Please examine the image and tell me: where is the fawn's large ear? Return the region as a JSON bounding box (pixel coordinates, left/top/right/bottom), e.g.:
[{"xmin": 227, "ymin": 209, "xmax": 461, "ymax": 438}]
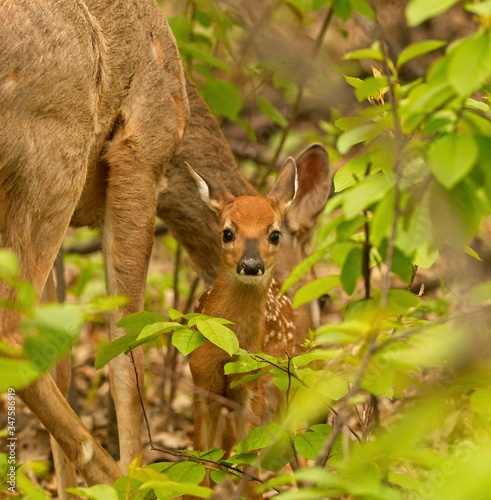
[
  {"xmin": 186, "ymin": 163, "xmax": 234, "ymax": 213},
  {"xmin": 268, "ymin": 157, "xmax": 298, "ymax": 215},
  {"xmin": 284, "ymin": 143, "xmax": 331, "ymax": 232}
]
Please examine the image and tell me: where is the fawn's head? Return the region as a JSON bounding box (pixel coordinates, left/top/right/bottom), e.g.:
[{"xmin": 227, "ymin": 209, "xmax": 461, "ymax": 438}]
[{"xmin": 188, "ymin": 158, "xmax": 297, "ymax": 285}]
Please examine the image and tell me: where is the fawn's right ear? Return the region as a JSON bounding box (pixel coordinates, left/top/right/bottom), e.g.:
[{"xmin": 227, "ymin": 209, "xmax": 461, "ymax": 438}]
[{"xmin": 186, "ymin": 163, "xmax": 234, "ymax": 214}]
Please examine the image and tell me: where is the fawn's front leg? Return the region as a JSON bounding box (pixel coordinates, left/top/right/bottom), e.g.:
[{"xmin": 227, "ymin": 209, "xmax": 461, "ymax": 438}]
[{"xmin": 230, "ymin": 380, "xmax": 265, "ymax": 500}]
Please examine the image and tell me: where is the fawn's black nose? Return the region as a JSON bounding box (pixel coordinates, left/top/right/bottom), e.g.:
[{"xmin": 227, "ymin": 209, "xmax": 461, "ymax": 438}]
[{"xmin": 238, "ymin": 257, "xmax": 265, "ymax": 276}]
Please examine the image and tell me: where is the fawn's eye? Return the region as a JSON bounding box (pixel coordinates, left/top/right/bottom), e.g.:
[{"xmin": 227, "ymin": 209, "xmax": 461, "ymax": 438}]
[
  {"xmin": 269, "ymin": 230, "xmax": 281, "ymax": 245},
  {"xmin": 222, "ymin": 229, "xmax": 235, "ymax": 243}
]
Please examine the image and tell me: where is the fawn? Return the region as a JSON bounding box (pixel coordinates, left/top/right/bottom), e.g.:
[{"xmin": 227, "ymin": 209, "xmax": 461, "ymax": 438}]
[{"xmin": 187, "ymin": 158, "xmax": 298, "ymax": 498}]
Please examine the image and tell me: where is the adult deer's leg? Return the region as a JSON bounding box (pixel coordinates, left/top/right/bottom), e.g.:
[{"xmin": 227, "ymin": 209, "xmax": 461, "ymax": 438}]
[
  {"xmin": 42, "ymin": 271, "xmax": 78, "ymax": 498},
  {"xmin": 102, "ymin": 115, "xmax": 185, "ymax": 468},
  {"xmin": 0, "ymin": 161, "xmax": 122, "ymax": 486}
]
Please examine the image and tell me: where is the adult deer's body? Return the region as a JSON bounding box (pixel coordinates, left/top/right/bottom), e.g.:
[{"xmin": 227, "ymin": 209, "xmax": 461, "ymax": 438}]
[
  {"xmin": 187, "ymin": 159, "xmax": 298, "ymax": 499},
  {"xmin": 0, "ymin": 0, "xmax": 188, "ymax": 487}
]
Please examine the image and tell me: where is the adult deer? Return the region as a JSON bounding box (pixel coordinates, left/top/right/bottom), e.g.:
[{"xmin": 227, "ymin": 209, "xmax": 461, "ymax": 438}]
[
  {"xmin": 187, "ymin": 158, "xmax": 298, "ymax": 499},
  {"xmin": 0, "ymin": 0, "xmax": 188, "ymax": 488}
]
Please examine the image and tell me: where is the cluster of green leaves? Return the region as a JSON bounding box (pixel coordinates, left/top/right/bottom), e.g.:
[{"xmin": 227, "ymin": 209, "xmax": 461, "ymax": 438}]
[
  {"xmin": 112, "ymin": 1, "xmax": 491, "ymax": 498},
  {"xmin": 0, "ymin": 250, "xmax": 87, "ymax": 392},
  {"xmin": 4, "ymin": 0, "xmax": 491, "ymax": 498},
  {"xmin": 68, "ymin": 0, "xmax": 491, "ymax": 498}
]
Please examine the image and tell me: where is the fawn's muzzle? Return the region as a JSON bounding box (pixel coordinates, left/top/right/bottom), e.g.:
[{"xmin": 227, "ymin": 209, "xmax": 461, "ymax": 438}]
[
  {"xmin": 237, "ymin": 238, "xmax": 265, "ymax": 276},
  {"xmin": 238, "ymin": 257, "xmax": 265, "ymax": 276}
]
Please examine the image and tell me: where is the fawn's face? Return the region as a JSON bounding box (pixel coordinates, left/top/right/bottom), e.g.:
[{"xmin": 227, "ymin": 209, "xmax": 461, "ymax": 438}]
[{"xmin": 220, "ymin": 196, "xmax": 283, "ymax": 285}]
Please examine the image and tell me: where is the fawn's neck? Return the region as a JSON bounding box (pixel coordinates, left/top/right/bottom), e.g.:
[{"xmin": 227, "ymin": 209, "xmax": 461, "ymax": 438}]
[{"xmin": 206, "ymin": 269, "xmax": 272, "ymax": 352}]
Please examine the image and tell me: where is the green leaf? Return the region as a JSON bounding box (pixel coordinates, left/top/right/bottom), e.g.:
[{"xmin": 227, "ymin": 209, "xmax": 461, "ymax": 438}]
[
  {"xmin": 335, "ymin": 116, "xmax": 369, "ymax": 131},
  {"xmin": 140, "ymin": 480, "xmax": 211, "ymax": 499},
  {"xmin": 192, "ymin": 448, "xmax": 226, "ymax": 462},
  {"xmin": 257, "ymin": 97, "xmax": 288, "ymax": 127},
  {"xmin": 406, "ymin": 0, "xmax": 459, "ymax": 26},
  {"xmin": 465, "ymin": 98, "xmax": 490, "ymax": 113},
  {"xmin": 23, "ymin": 304, "xmax": 83, "ymax": 372},
  {"xmin": 168, "ymin": 307, "xmax": 185, "ymax": 321},
  {"xmin": 0, "ymin": 358, "xmax": 40, "ymax": 391},
  {"xmin": 333, "ymin": 155, "xmax": 371, "ymax": 192},
  {"xmin": 343, "ymin": 174, "xmax": 393, "ymax": 219},
  {"xmin": 178, "ymin": 42, "xmax": 228, "ymax": 71},
  {"xmin": 94, "ymin": 332, "xmax": 139, "ymax": 369},
  {"xmin": 168, "ymin": 15, "xmax": 192, "ymax": 45},
  {"xmin": 427, "ymin": 134, "xmax": 478, "ymax": 189},
  {"xmin": 234, "ymin": 423, "xmax": 283, "ymax": 454},
  {"xmin": 354, "ymin": 76, "xmax": 389, "ymax": 102},
  {"xmin": 448, "ymin": 31, "xmax": 491, "ymax": 96},
  {"xmin": 233, "ymin": 424, "xmax": 294, "ymax": 472},
  {"xmin": 465, "ymin": 0, "xmax": 491, "ymax": 15},
  {"xmin": 470, "ymin": 387, "xmax": 491, "ymax": 418},
  {"xmin": 337, "ymin": 124, "xmax": 374, "ymax": 154},
  {"xmin": 117, "ymin": 311, "xmax": 166, "ymax": 333},
  {"xmin": 67, "ymin": 485, "xmax": 119, "ymax": 500},
  {"xmin": 402, "ymin": 82, "xmax": 456, "ymax": 133},
  {"xmin": 209, "ymin": 469, "xmax": 228, "ymax": 484},
  {"xmin": 351, "ymin": 0, "xmax": 374, "ymax": 19},
  {"xmin": 280, "ymin": 245, "xmax": 329, "ymax": 294},
  {"xmin": 293, "ymin": 275, "xmax": 340, "ymax": 309},
  {"xmin": 137, "ymin": 321, "xmax": 181, "ymax": 341},
  {"xmin": 172, "ymin": 326, "xmax": 205, "ymax": 356},
  {"xmin": 386, "ymin": 289, "xmax": 419, "ymax": 316},
  {"xmin": 200, "ymin": 80, "xmax": 243, "ymax": 121},
  {"xmin": 371, "ymin": 190, "xmax": 394, "ymax": 246},
  {"xmin": 397, "ymin": 39, "xmax": 446, "ymax": 68},
  {"xmin": 224, "ymin": 354, "xmax": 268, "ymax": 374},
  {"xmin": 344, "ymin": 75, "xmax": 364, "ymax": 89},
  {"xmin": 469, "ymin": 281, "xmax": 491, "ymax": 306},
  {"xmin": 162, "ymin": 461, "xmax": 207, "ymax": 485},
  {"xmin": 195, "ymin": 318, "xmax": 239, "ymax": 356},
  {"xmin": 340, "ymin": 246, "xmax": 362, "ymax": 295},
  {"xmin": 295, "ymin": 424, "xmax": 334, "ymax": 461},
  {"xmin": 333, "ymin": 0, "xmax": 352, "ymax": 21},
  {"xmin": 343, "ymin": 43, "xmax": 383, "ymax": 62},
  {"xmin": 0, "ymin": 249, "xmax": 19, "ymax": 276}
]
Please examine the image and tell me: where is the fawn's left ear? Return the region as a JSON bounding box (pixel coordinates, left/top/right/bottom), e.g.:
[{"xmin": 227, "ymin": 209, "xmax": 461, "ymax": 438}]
[
  {"xmin": 268, "ymin": 157, "xmax": 298, "ymax": 215},
  {"xmin": 186, "ymin": 162, "xmax": 234, "ymax": 214}
]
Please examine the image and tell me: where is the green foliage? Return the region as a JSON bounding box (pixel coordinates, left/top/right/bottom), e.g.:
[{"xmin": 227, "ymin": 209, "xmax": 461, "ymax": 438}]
[
  {"xmin": 78, "ymin": 1, "xmax": 491, "ymax": 496},
  {"xmin": 95, "ymin": 309, "xmax": 239, "ymax": 370},
  {"xmin": 0, "ymin": 250, "xmax": 104, "ymax": 391},
  {"xmin": 138, "ymin": 1, "xmax": 491, "ymax": 498},
  {"xmin": 4, "ymin": 1, "xmax": 491, "ymax": 499},
  {"xmin": 0, "ymin": 453, "xmax": 50, "ymax": 499}
]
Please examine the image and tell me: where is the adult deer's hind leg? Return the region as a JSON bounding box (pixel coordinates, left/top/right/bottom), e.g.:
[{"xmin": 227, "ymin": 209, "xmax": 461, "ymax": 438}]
[
  {"xmin": 42, "ymin": 271, "xmax": 78, "ymax": 499},
  {"xmin": 0, "ymin": 158, "xmax": 122, "ymax": 486}
]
